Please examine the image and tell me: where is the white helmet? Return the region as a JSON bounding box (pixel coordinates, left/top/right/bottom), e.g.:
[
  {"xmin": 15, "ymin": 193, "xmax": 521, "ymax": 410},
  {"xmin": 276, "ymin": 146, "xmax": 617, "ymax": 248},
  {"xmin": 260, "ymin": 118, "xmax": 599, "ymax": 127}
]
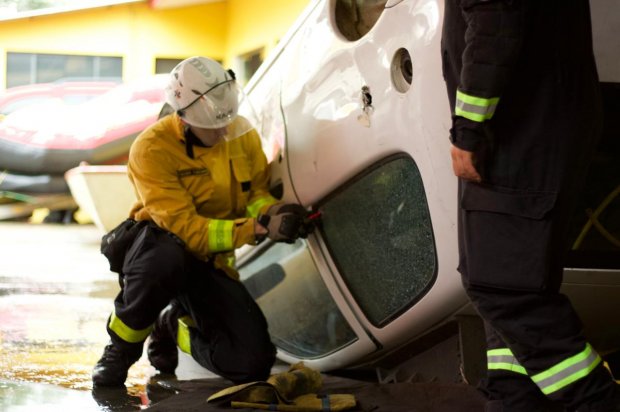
[{"xmin": 165, "ymin": 56, "xmax": 239, "ymax": 129}]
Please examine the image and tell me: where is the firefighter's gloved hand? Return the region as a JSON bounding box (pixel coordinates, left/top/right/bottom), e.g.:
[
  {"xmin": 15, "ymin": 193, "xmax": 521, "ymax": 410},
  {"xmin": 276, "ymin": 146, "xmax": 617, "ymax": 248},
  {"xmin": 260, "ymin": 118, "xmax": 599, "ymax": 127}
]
[
  {"xmin": 267, "ymin": 202, "xmax": 307, "ymax": 218},
  {"xmin": 267, "ymin": 203, "xmax": 316, "ymax": 239},
  {"xmin": 258, "ymin": 213, "xmax": 302, "ymax": 243},
  {"xmin": 298, "ymin": 216, "xmax": 316, "ymax": 239}
]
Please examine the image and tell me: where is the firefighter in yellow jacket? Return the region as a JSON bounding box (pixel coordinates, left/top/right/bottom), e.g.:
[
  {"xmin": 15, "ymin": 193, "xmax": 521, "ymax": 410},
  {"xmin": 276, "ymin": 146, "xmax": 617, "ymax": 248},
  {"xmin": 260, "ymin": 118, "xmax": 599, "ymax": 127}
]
[{"xmin": 92, "ymin": 56, "xmax": 307, "ymax": 387}]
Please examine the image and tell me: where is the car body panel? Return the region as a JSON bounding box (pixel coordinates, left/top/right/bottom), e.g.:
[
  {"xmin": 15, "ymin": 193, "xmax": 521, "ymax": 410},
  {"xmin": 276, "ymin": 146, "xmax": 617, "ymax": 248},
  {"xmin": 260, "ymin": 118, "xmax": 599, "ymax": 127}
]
[{"xmin": 238, "ymin": 0, "xmax": 620, "ymax": 374}]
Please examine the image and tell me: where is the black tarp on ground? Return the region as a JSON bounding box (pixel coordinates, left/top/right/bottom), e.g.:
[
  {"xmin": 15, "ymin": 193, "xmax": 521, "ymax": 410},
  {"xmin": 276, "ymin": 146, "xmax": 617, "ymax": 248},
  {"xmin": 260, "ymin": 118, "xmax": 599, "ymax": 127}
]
[{"xmin": 144, "ymin": 375, "xmax": 486, "ymax": 412}]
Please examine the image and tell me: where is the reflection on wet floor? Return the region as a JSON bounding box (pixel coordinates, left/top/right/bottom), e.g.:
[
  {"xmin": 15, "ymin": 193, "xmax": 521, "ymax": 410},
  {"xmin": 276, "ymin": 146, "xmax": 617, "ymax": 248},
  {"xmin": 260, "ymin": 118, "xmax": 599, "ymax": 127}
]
[
  {"xmin": 0, "ymin": 294, "xmax": 154, "ymax": 390},
  {"xmin": 1, "ymin": 380, "xmax": 100, "ymax": 411},
  {"xmin": 0, "ymin": 223, "xmax": 182, "ymax": 410}
]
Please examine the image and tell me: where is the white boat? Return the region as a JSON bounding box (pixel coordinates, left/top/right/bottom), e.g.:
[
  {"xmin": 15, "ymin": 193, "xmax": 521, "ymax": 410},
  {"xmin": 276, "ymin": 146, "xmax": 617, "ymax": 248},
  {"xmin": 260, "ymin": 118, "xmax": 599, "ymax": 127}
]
[{"xmin": 64, "ymin": 164, "xmax": 135, "ymax": 233}]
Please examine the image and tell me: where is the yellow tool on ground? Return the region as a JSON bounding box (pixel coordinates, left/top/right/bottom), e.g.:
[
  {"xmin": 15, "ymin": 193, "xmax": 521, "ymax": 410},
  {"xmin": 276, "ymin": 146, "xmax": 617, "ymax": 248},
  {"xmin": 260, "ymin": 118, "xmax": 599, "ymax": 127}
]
[{"xmin": 207, "ymin": 362, "xmax": 357, "ymax": 411}]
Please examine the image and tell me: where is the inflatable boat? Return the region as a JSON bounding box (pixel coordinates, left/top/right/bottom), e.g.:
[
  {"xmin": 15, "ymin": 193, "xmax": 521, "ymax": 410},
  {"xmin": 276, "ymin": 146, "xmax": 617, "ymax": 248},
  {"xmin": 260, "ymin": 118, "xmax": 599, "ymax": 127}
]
[{"xmin": 0, "ymin": 75, "xmax": 168, "ymax": 187}]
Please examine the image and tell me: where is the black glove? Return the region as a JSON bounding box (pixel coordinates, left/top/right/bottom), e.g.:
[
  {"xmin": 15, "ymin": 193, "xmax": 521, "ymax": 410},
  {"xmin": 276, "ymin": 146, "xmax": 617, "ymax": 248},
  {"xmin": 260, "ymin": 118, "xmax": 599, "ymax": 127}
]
[
  {"xmin": 267, "ymin": 202, "xmax": 308, "ymax": 217},
  {"xmin": 258, "ymin": 213, "xmax": 303, "ymax": 243},
  {"xmin": 267, "ymin": 203, "xmax": 317, "ymax": 239},
  {"xmin": 298, "ymin": 214, "xmax": 317, "ymax": 238}
]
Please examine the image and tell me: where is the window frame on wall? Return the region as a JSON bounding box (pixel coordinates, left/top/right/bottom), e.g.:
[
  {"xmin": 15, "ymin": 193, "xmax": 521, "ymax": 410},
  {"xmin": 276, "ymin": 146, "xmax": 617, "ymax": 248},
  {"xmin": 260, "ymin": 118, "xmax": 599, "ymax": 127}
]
[
  {"xmin": 154, "ymin": 58, "xmax": 184, "ymax": 75},
  {"xmin": 234, "ymin": 47, "xmax": 264, "ymax": 85},
  {"xmin": 155, "ymin": 57, "xmax": 224, "ymax": 75},
  {"xmin": 5, "ymin": 52, "xmax": 123, "ymax": 88}
]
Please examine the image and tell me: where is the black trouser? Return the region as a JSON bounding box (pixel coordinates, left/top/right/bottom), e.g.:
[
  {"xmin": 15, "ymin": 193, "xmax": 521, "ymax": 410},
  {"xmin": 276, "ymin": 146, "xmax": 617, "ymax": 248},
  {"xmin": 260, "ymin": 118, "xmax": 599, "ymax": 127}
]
[
  {"xmin": 467, "ymin": 288, "xmax": 617, "ymax": 412},
  {"xmin": 107, "ymin": 223, "xmax": 276, "ymax": 383},
  {"xmin": 458, "ymin": 182, "xmax": 618, "ymax": 411},
  {"xmin": 481, "ymin": 322, "xmax": 564, "ymax": 412}
]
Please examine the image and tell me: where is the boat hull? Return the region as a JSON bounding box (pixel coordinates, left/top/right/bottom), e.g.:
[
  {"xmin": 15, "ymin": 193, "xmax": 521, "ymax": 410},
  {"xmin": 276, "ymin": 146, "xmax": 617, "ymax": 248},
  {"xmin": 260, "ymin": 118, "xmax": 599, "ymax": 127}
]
[{"xmin": 64, "ymin": 165, "xmax": 135, "ymax": 233}]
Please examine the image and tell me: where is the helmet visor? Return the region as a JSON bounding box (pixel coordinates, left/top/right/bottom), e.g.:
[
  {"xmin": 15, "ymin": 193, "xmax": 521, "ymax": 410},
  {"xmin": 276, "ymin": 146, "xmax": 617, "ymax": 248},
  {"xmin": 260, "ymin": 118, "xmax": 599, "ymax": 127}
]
[
  {"xmin": 182, "ymin": 80, "xmax": 240, "ymax": 129},
  {"xmin": 208, "ymin": 85, "xmax": 260, "ymax": 141},
  {"xmin": 221, "ymin": 86, "xmax": 260, "ymax": 141},
  {"xmin": 182, "ymin": 80, "xmax": 261, "ymax": 142}
]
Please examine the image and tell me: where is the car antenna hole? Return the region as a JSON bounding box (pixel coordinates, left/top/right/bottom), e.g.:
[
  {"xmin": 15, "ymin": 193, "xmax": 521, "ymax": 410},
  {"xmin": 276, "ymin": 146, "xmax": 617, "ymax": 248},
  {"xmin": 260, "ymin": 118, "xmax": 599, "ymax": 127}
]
[{"xmin": 391, "ymin": 48, "xmax": 413, "ymax": 93}]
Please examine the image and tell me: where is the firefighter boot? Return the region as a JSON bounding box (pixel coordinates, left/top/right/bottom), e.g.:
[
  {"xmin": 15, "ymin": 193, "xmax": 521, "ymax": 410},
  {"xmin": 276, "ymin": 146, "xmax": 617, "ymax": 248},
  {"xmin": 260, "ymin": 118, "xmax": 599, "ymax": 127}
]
[
  {"xmin": 147, "ymin": 302, "xmax": 183, "ymax": 375},
  {"xmin": 92, "ymin": 342, "xmax": 142, "ymax": 386}
]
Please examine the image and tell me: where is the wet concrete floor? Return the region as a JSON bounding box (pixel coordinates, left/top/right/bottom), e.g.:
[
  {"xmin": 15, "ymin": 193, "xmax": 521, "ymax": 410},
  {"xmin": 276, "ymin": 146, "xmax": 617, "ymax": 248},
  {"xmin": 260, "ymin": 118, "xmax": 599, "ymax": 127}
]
[
  {"xmin": 0, "ymin": 222, "xmax": 217, "ymax": 411},
  {"xmin": 0, "ymin": 222, "xmax": 487, "ymax": 411}
]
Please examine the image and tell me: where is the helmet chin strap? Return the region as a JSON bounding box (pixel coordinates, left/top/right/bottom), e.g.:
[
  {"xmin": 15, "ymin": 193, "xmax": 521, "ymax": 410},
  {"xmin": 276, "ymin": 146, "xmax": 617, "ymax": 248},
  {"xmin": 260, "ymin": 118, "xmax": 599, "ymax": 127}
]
[
  {"xmin": 188, "ymin": 125, "xmax": 226, "ymax": 147},
  {"xmin": 183, "ymin": 125, "xmax": 223, "ymax": 159}
]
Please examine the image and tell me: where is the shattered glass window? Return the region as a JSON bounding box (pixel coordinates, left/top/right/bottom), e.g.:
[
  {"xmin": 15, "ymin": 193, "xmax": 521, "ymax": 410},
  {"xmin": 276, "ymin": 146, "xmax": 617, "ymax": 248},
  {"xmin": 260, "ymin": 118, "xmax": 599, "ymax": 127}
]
[
  {"xmin": 319, "ymin": 155, "xmax": 437, "ymax": 326},
  {"xmin": 239, "ymin": 240, "xmax": 357, "ymax": 358}
]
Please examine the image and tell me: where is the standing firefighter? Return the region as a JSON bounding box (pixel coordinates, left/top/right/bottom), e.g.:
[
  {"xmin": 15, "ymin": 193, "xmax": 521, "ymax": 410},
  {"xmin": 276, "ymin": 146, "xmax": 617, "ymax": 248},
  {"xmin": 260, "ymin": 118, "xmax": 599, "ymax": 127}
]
[
  {"xmin": 93, "ymin": 56, "xmax": 308, "ymax": 386},
  {"xmin": 441, "ymin": 1, "xmax": 619, "ymax": 411}
]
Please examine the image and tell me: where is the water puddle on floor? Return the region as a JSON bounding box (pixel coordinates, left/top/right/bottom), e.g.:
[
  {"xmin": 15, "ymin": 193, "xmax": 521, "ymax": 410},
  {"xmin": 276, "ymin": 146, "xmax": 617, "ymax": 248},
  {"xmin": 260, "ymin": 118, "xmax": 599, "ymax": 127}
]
[{"xmin": 0, "ymin": 223, "xmax": 174, "ymax": 410}]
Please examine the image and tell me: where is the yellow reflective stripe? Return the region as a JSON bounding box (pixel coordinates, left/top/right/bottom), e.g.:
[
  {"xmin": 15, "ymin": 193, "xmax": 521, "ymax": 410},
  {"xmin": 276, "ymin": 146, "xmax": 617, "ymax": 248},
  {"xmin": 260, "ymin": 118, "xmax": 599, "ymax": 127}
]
[
  {"xmin": 456, "ymin": 90, "xmax": 500, "ymax": 107},
  {"xmin": 246, "ymin": 196, "xmax": 277, "ymax": 218},
  {"xmin": 488, "ymin": 362, "xmax": 528, "ymax": 375},
  {"xmin": 207, "ymin": 219, "xmax": 234, "ymax": 252},
  {"xmin": 455, "ymin": 90, "xmax": 499, "ymax": 122},
  {"xmin": 487, "ymin": 348, "xmax": 528, "ymax": 375},
  {"xmin": 532, "ymin": 343, "xmax": 602, "ymax": 395},
  {"xmin": 487, "ymin": 348, "xmax": 513, "ymax": 356},
  {"xmin": 177, "ymin": 316, "xmax": 195, "ymax": 355},
  {"xmin": 108, "ymin": 311, "xmax": 152, "ymax": 343}
]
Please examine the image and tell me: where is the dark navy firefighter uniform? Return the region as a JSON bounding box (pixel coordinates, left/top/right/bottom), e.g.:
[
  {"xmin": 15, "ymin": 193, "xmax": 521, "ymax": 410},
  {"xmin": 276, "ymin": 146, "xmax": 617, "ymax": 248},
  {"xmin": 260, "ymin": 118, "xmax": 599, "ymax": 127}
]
[{"xmin": 441, "ymin": 0, "xmax": 619, "ymax": 411}]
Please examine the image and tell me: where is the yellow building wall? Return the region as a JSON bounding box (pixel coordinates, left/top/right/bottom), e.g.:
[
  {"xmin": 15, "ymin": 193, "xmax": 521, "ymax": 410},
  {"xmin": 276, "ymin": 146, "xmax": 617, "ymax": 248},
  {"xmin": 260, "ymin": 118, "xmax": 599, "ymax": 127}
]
[
  {"xmin": 0, "ymin": 0, "xmax": 310, "ymax": 89},
  {"xmin": 225, "ymin": 0, "xmax": 311, "ymax": 64}
]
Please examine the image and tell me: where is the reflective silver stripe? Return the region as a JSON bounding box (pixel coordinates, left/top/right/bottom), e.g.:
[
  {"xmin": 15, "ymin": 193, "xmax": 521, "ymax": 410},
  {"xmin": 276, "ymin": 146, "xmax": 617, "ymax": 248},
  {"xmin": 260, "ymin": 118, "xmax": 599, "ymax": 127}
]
[
  {"xmin": 456, "ymin": 100, "xmax": 499, "ymax": 119},
  {"xmin": 532, "ymin": 343, "xmax": 602, "ymax": 395},
  {"xmin": 455, "ymin": 90, "xmax": 499, "ymax": 122},
  {"xmin": 487, "ymin": 348, "xmax": 528, "ymax": 375}
]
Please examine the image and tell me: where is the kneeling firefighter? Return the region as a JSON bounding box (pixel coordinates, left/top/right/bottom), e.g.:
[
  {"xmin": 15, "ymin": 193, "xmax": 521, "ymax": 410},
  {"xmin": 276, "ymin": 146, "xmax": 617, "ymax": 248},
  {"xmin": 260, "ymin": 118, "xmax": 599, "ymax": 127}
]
[{"xmin": 93, "ymin": 56, "xmax": 310, "ymax": 386}]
